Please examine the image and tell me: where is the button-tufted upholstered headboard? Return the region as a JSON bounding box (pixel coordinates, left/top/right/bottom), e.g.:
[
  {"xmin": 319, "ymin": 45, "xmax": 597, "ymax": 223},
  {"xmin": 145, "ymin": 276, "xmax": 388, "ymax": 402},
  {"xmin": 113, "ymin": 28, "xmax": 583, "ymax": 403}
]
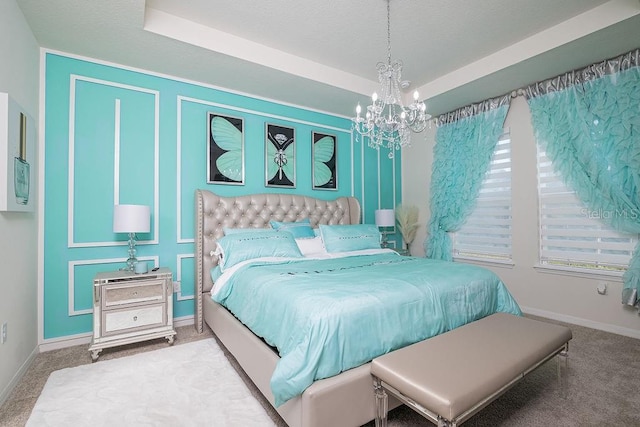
[{"xmin": 194, "ymin": 189, "xmax": 361, "ymax": 333}]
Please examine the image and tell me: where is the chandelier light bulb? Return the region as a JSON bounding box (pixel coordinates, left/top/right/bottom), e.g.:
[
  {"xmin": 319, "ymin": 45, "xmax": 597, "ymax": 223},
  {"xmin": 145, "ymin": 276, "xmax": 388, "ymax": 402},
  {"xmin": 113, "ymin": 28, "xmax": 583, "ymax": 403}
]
[
  {"xmin": 372, "ymin": 92, "xmax": 378, "ymax": 102},
  {"xmin": 356, "ymin": 104, "xmax": 361, "ymax": 115},
  {"xmin": 413, "ymin": 90, "xmax": 419, "ymax": 101}
]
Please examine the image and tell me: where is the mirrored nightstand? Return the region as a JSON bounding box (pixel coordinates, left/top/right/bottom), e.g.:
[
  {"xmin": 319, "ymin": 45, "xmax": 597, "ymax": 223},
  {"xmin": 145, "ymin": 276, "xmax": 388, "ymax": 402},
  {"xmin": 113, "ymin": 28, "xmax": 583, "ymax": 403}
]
[{"xmin": 89, "ymin": 267, "xmax": 176, "ymax": 361}]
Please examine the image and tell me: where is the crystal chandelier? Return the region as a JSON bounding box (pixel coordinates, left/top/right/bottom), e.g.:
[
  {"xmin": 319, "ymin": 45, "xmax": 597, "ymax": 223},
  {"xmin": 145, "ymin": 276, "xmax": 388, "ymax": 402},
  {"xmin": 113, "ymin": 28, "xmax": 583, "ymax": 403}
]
[{"xmin": 352, "ymin": 0, "xmax": 430, "ymax": 158}]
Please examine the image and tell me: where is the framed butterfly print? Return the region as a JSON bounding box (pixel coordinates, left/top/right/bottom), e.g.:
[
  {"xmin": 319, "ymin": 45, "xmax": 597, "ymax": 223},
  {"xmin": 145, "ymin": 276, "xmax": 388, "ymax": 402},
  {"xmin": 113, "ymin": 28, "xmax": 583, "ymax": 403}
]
[
  {"xmin": 265, "ymin": 123, "xmax": 295, "ymax": 188},
  {"xmin": 312, "ymin": 132, "xmax": 337, "ymax": 190},
  {"xmin": 207, "ymin": 113, "xmax": 244, "ymax": 185}
]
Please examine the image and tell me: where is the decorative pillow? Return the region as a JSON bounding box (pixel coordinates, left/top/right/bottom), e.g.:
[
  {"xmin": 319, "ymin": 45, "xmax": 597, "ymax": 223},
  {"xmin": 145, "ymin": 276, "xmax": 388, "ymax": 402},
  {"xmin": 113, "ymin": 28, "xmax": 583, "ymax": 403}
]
[
  {"xmin": 215, "ymin": 230, "xmax": 303, "ymax": 271},
  {"xmin": 269, "ymin": 218, "xmax": 315, "ymax": 239},
  {"xmin": 319, "ymin": 224, "xmax": 382, "ymax": 253},
  {"xmin": 295, "ymin": 236, "xmax": 327, "ymax": 257}
]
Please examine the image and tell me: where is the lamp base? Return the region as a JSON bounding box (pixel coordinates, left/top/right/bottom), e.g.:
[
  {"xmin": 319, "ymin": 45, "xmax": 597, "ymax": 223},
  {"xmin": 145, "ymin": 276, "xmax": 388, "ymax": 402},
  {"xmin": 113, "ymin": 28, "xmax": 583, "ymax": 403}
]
[
  {"xmin": 120, "ymin": 233, "xmax": 138, "ymax": 271},
  {"xmin": 121, "ymin": 257, "xmax": 139, "ymax": 272},
  {"xmin": 380, "ymin": 232, "xmax": 390, "ymax": 248}
]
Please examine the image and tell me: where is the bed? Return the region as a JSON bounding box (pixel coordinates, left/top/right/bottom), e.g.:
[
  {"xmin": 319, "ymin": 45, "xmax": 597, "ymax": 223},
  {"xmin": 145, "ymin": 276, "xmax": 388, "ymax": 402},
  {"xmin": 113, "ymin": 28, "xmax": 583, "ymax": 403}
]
[{"xmin": 194, "ymin": 189, "xmax": 522, "ymax": 427}]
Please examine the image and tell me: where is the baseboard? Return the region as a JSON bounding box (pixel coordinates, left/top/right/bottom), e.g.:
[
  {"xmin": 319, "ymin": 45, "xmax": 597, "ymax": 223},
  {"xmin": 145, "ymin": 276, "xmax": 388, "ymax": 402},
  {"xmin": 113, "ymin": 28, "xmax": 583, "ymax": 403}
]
[
  {"xmin": 173, "ymin": 315, "xmax": 194, "ymax": 328},
  {"xmin": 39, "ymin": 331, "xmax": 92, "ymax": 352},
  {"xmin": 38, "ymin": 316, "xmax": 196, "ymax": 352},
  {"xmin": 521, "ymin": 306, "xmax": 640, "ymax": 340},
  {"xmin": 0, "ymin": 346, "xmax": 38, "ymax": 407}
]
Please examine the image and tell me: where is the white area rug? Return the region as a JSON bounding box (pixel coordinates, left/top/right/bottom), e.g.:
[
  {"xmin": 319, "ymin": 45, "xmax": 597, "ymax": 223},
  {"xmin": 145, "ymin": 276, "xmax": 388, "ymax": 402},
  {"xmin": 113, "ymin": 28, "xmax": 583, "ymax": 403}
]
[{"xmin": 27, "ymin": 339, "xmax": 276, "ymax": 426}]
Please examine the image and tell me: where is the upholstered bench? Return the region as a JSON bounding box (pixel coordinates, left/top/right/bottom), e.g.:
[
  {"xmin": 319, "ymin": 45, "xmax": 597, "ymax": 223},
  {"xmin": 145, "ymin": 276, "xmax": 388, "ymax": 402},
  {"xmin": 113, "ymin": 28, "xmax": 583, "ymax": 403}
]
[{"xmin": 370, "ymin": 313, "xmax": 572, "ymax": 427}]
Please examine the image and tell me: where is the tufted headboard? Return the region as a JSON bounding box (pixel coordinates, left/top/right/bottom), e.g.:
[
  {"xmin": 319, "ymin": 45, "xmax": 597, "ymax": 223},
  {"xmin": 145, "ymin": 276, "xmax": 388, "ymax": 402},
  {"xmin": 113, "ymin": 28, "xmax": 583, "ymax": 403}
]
[{"xmin": 194, "ymin": 189, "xmax": 361, "ymax": 333}]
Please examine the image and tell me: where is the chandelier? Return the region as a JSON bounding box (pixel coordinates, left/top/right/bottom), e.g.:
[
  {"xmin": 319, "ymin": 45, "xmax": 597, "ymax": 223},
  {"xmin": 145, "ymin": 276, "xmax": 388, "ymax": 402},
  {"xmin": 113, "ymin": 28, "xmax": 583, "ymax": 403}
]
[{"xmin": 352, "ymin": 0, "xmax": 430, "ymax": 158}]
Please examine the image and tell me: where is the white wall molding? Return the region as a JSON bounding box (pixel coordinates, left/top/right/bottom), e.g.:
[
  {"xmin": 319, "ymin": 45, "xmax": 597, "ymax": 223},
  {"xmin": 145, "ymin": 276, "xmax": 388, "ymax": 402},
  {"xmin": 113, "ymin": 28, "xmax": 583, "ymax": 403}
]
[
  {"xmin": 173, "ymin": 315, "xmax": 194, "ymax": 328},
  {"xmin": 0, "ymin": 346, "xmax": 37, "ymax": 407},
  {"xmin": 522, "ymin": 305, "xmax": 640, "ymax": 340},
  {"xmin": 67, "ymin": 74, "xmax": 160, "ymax": 249},
  {"xmin": 39, "ymin": 331, "xmax": 92, "ymax": 353},
  {"xmin": 175, "ymin": 253, "xmax": 194, "ymax": 301},
  {"xmin": 38, "ymin": 316, "xmax": 195, "ymax": 353}
]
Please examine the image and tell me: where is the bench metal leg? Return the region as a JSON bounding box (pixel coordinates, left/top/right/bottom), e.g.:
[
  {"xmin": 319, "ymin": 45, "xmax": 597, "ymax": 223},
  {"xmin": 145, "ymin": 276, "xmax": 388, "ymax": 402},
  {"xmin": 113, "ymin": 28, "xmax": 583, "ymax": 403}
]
[
  {"xmin": 373, "ymin": 378, "xmax": 388, "ymax": 427},
  {"xmin": 557, "ymin": 342, "xmax": 569, "ymax": 397},
  {"xmin": 437, "ymin": 416, "xmax": 453, "ymax": 426}
]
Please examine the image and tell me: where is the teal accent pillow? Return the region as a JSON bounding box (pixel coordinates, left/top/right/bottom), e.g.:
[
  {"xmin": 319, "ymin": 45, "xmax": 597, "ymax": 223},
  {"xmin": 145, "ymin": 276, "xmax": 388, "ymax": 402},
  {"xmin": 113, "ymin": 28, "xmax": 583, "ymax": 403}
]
[
  {"xmin": 319, "ymin": 224, "xmax": 382, "ymax": 253},
  {"xmin": 269, "ymin": 218, "xmax": 315, "ymax": 239},
  {"xmin": 215, "ymin": 230, "xmax": 303, "ymax": 271}
]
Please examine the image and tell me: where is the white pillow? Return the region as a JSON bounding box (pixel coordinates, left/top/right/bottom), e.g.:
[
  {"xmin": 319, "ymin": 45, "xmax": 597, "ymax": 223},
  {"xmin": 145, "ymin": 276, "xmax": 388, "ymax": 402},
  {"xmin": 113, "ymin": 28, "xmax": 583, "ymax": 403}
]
[
  {"xmin": 319, "ymin": 224, "xmax": 382, "ymax": 253},
  {"xmin": 295, "ymin": 236, "xmax": 327, "ymax": 257},
  {"xmin": 215, "ymin": 230, "xmax": 303, "ymax": 271}
]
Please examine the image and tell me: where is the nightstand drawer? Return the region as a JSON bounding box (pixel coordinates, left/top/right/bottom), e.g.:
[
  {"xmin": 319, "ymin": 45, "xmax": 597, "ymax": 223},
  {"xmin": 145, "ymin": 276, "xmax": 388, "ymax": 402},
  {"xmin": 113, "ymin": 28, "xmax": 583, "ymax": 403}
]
[
  {"xmin": 103, "ymin": 280, "xmax": 164, "ymax": 308},
  {"xmin": 102, "ymin": 304, "xmax": 166, "ymax": 336}
]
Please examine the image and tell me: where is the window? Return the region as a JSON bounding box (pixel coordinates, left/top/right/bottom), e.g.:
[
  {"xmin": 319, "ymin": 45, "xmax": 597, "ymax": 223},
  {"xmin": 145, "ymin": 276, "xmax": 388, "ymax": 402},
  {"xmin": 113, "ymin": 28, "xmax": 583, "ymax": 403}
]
[
  {"xmin": 537, "ymin": 147, "xmax": 637, "ymax": 274},
  {"xmin": 453, "ymin": 131, "xmax": 512, "ymax": 262}
]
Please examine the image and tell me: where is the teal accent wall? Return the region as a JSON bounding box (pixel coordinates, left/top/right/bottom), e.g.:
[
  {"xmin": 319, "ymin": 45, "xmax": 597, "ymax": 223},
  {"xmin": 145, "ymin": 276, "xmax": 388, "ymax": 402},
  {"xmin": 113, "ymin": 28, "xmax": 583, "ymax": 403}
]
[{"xmin": 42, "ymin": 52, "xmax": 402, "ymax": 339}]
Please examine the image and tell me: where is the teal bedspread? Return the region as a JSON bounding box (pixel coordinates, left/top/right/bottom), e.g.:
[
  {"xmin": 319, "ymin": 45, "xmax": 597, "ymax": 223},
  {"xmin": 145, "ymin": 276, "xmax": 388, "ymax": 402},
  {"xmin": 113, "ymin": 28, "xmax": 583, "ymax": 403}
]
[{"xmin": 211, "ymin": 253, "xmax": 522, "ymax": 406}]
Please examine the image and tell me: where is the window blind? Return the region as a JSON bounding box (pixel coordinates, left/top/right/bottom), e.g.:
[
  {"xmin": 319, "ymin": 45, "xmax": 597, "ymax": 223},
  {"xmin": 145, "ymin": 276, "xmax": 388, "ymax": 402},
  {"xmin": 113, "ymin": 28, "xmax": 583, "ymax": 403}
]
[
  {"xmin": 537, "ymin": 147, "xmax": 637, "ymax": 272},
  {"xmin": 453, "ymin": 132, "xmax": 512, "ymax": 261}
]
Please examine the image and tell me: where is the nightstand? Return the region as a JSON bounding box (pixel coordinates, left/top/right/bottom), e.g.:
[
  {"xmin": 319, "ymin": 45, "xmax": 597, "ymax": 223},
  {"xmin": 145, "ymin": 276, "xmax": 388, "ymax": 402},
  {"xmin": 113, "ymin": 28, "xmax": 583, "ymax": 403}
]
[{"xmin": 88, "ymin": 267, "xmax": 176, "ymax": 361}]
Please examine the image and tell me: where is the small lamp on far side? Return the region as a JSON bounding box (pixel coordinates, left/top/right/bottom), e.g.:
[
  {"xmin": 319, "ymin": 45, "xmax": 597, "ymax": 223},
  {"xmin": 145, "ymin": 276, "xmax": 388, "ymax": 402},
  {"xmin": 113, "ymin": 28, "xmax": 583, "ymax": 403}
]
[
  {"xmin": 375, "ymin": 209, "xmax": 395, "ymax": 248},
  {"xmin": 113, "ymin": 204, "xmax": 150, "ymax": 271}
]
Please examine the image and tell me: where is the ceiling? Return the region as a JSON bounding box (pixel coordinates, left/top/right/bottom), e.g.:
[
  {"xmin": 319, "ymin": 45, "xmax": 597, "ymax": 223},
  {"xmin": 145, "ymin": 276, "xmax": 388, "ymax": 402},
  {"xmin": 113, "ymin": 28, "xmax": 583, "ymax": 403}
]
[{"xmin": 16, "ymin": 0, "xmax": 640, "ymax": 117}]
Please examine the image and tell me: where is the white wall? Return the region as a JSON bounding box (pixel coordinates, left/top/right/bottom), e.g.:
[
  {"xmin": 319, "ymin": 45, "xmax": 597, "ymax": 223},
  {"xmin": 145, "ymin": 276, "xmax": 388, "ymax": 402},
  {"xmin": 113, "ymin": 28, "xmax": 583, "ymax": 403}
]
[
  {"xmin": 402, "ymin": 96, "xmax": 640, "ymax": 338},
  {"xmin": 0, "ymin": 0, "xmax": 40, "ymax": 405}
]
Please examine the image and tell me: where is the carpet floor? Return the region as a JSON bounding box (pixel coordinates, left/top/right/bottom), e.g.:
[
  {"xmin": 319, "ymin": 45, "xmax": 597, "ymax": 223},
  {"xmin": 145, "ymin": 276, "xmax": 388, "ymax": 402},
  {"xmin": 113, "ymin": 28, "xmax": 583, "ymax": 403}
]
[{"xmin": 1, "ymin": 318, "xmax": 640, "ymax": 426}]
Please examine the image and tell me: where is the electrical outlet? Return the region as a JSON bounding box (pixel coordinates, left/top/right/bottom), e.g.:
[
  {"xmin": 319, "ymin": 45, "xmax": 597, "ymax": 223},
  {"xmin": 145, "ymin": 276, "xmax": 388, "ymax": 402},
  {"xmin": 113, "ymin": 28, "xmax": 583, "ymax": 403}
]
[
  {"xmin": 1, "ymin": 323, "xmax": 7, "ymax": 344},
  {"xmin": 597, "ymin": 282, "xmax": 608, "ymax": 295},
  {"xmin": 173, "ymin": 281, "xmax": 181, "ymax": 293}
]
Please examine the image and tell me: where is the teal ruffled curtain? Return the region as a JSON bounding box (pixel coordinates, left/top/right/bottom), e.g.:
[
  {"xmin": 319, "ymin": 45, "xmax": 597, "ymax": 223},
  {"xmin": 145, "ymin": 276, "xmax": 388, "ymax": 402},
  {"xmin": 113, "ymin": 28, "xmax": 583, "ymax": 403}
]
[
  {"xmin": 524, "ymin": 48, "xmax": 640, "ymax": 307},
  {"xmin": 425, "ymin": 95, "xmax": 511, "ymax": 260}
]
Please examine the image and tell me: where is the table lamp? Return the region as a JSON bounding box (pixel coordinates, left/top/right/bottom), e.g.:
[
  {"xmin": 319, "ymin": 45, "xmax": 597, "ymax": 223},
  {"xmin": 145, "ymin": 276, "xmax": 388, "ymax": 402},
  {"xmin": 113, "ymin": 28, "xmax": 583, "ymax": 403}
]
[
  {"xmin": 375, "ymin": 209, "xmax": 395, "ymax": 248},
  {"xmin": 113, "ymin": 204, "xmax": 150, "ymax": 271}
]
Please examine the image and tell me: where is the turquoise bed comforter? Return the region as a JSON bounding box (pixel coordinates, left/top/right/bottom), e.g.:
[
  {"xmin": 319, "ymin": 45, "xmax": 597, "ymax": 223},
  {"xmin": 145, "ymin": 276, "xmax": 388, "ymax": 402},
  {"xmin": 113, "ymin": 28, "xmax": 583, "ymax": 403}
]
[{"xmin": 211, "ymin": 252, "xmax": 522, "ymax": 406}]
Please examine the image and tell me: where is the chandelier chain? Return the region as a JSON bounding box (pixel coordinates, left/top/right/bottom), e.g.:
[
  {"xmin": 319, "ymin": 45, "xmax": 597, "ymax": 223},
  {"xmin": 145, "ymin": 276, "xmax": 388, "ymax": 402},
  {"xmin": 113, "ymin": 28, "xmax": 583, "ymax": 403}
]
[{"xmin": 386, "ymin": 0, "xmax": 391, "ymax": 67}]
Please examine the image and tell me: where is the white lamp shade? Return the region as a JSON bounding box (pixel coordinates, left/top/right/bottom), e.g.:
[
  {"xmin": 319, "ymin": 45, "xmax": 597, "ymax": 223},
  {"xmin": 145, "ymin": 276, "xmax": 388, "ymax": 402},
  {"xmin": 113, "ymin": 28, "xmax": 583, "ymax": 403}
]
[
  {"xmin": 375, "ymin": 209, "xmax": 395, "ymax": 227},
  {"xmin": 113, "ymin": 204, "xmax": 150, "ymax": 233}
]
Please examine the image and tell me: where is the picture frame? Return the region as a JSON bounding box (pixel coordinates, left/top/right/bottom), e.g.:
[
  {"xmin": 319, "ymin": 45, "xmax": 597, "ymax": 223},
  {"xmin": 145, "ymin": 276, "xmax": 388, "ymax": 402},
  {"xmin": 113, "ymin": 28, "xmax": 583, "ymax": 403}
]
[
  {"xmin": 0, "ymin": 92, "xmax": 35, "ymax": 212},
  {"xmin": 265, "ymin": 123, "xmax": 295, "ymax": 188},
  {"xmin": 207, "ymin": 112, "xmax": 244, "ymax": 185},
  {"xmin": 311, "ymin": 131, "xmax": 337, "ymax": 190}
]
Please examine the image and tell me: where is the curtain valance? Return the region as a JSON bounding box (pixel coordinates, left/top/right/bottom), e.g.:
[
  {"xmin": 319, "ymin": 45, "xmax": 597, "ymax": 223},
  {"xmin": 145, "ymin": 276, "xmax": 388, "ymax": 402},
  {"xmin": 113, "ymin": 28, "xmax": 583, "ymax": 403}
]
[
  {"xmin": 523, "ymin": 48, "xmax": 640, "ymax": 99},
  {"xmin": 435, "ymin": 93, "xmax": 512, "ymax": 127}
]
